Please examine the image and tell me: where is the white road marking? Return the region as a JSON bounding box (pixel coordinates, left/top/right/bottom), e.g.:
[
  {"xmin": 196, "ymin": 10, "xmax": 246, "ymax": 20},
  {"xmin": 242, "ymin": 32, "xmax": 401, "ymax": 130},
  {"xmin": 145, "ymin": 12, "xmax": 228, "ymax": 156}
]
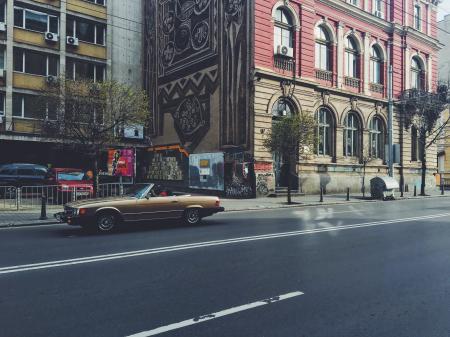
[
  {"xmin": 1, "ymin": 213, "xmax": 449, "ymax": 275},
  {"xmin": 125, "ymin": 291, "xmax": 304, "ymax": 337}
]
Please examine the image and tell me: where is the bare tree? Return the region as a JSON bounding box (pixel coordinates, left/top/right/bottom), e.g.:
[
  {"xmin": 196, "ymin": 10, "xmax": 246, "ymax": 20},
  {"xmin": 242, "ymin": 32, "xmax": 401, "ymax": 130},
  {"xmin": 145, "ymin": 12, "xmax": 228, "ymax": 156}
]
[
  {"xmin": 40, "ymin": 78, "xmax": 150, "ymax": 196},
  {"xmin": 400, "ymin": 85, "xmax": 449, "ymax": 196},
  {"xmin": 263, "ymin": 113, "xmax": 316, "ymax": 204}
]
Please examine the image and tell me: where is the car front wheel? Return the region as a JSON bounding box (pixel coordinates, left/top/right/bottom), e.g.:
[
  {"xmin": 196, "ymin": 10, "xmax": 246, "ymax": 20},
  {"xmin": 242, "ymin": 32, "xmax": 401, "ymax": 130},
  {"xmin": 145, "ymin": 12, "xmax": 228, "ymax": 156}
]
[
  {"xmin": 96, "ymin": 212, "xmax": 118, "ymax": 232},
  {"xmin": 184, "ymin": 208, "xmax": 201, "ymax": 225}
]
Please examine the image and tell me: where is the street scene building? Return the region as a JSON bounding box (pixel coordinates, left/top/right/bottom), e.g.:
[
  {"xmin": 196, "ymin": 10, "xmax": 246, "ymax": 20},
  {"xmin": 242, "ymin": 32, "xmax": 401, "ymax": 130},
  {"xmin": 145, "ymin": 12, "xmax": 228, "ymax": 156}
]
[
  {"xmin": 0, "ymin": 0, "xmax": 144, "ymax": 169},
  {"xmin": 144, "ymin": 0, "xmax": 441, "ymax": 197}
]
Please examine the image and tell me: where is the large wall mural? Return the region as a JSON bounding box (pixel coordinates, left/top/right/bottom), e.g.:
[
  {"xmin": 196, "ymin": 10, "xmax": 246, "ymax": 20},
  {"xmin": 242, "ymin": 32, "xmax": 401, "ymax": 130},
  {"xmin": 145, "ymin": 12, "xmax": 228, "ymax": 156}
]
[
  {"xmin": 221, "ymin": 0, "xmax": 250, "ymax": 147},
  {"xmin": 145, "ymin": 0, "xmax": 251, "ymax": 155}
]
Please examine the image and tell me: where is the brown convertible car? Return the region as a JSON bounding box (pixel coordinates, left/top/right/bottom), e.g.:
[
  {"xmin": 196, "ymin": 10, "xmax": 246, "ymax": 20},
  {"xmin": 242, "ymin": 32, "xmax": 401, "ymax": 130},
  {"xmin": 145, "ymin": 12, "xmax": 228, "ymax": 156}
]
[{"xmin": 55, "ymin": 183, "xmax": 224, "ymax": 232}]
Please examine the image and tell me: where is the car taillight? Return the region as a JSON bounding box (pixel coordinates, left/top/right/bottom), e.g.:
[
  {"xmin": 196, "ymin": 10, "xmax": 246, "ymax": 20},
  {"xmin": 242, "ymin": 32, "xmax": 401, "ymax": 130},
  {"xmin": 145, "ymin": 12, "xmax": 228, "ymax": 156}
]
[
  {"xmin": 79, "ymin": 208, "xmax": 87, "ymax": 216},
  {"xmin": 215, "ymin": 199, "xmax": 220, "ymax": 207}
]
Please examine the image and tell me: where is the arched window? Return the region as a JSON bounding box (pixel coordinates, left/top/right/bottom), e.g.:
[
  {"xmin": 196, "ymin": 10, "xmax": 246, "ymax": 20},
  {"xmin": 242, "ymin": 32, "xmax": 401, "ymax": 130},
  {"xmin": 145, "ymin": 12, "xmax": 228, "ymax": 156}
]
[
  {"xmin": 370, "ymin": 45, "xmax": 383, "ymax": 84},
  {"xmin": 345, "ymin": 36, "xmax": 359, "ymax": 78},
  {"xmin": 274, "ymin": 8, "xmax": 293, "ymax": 50},
  {"xmin": 272, "ymin": 98, "xmax": 295, "ymax": 120},
  {"xmin": 369, "ymin": 116, "xmax": 385, "ymax": 159},
  {"xmin": 344, "ymin": 112, "xmax": 360, "ymax": 157},
  {"xmin": 316, "ymin": 107, "xmax": 335, "ymax": 156},
  {"xmin": 315, "ymin": 25, "xmax": 332, "ymax": 71},
  {"xmin": 411, "ymin": 56, "xmax": 424, "ymax": 90}
]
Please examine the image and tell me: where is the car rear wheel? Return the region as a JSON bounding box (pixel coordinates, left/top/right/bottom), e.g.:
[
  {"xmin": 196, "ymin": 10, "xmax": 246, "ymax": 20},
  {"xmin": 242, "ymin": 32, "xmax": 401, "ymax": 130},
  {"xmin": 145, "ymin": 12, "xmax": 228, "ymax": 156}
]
[
  {"xmin": 96, "ymin": 212, "xmax": 119, "ymax": 232},
  {"xmin": 183, "ymin": 208, "xmax": 201, "ymax": 225}
]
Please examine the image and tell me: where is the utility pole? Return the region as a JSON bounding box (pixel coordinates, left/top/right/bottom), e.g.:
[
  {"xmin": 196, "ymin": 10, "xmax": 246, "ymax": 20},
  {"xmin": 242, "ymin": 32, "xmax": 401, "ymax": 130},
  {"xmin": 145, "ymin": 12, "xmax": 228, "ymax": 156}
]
[{"xmin": 387, "ymin": 41, "xmax": 394, "ymax": 177}]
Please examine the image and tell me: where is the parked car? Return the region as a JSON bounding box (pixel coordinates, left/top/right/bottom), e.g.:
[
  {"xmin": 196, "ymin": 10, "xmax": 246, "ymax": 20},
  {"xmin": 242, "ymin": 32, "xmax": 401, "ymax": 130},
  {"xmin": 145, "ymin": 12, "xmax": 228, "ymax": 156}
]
[
  {"xmin": 55, "ymin": 183, "xmax": 225, "ymax": 232},
  {"xmin": 0, "ymin": 163, "xmax": 48, "ymax": 188},
  {"xmin": 46, "ymin": 168, "xmax": 93, "ymax": 201}
]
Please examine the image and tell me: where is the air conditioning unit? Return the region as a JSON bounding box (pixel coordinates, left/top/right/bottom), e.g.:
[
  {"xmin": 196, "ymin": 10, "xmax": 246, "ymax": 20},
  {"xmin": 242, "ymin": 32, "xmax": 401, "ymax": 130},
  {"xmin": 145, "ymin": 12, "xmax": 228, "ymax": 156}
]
[
  {"xmin": 46, "ymin": 75, "xmax": 58, "ymax": 85},
  {"xmin": 0, "ymin": 116, "xmax": 3, "ymax": 124},
  {"xmin": 0, "ymin": 69, "xmax": 5, "ymax": 79},
  {"xmin": 0, "ymin": 22, "xmax": 6, "ymax": 32},
  {"xmin": 45, "ymin": 32, "xmax": 59, "ymax": 42},
  {"xmin": 66, "ymin": 36, "xmax": 79, "ymax": 46},
  {"xmin": 374, "ymin": 10, "xmax": 384, "ymax": 18},
  {"xmin": 275, "ymin": 45, "xmax": 293, "ymax": 58}
]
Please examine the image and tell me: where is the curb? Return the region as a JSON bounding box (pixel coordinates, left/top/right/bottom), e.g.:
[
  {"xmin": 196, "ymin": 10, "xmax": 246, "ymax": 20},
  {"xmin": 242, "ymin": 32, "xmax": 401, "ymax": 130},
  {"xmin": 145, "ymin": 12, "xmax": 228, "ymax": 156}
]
[{"xmin": 0, "ymin": 220, "xmax": 60, "ymax": 229}]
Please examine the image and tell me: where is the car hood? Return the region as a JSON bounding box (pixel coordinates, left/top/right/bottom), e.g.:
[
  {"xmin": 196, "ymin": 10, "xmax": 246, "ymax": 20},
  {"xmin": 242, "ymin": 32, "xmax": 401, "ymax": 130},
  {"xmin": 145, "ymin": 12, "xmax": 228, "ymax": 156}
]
[{"xmin": 66, "ymin": 196, "xmax": 136, "ymax": 208}]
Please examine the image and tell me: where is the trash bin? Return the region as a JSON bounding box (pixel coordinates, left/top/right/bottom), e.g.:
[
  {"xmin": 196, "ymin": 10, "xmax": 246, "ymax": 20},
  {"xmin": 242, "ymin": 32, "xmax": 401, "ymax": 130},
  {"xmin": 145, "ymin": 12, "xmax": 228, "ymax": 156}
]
[{"xmin": 370, "ymin": 176, "xmax": 399, "ymax": 200}]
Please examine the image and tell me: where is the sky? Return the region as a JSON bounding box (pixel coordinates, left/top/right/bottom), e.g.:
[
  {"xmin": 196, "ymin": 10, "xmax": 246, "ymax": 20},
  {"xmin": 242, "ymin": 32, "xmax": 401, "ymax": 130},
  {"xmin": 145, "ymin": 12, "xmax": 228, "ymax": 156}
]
[{"xmin": 438, "ymin": 1, "xmax": 450, "ymax": 21}]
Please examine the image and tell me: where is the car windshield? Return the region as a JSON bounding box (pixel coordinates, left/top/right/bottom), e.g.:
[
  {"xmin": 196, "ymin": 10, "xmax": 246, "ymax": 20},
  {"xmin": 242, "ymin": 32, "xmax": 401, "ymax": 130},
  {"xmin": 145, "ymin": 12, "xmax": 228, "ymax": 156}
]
[
  {"xmin": 57, "ymin": 172, "xmax": 86, "ymax": 181},
  {"xmin": 123, "ymin": 184, "xmax": 153, "ymax": 198}
]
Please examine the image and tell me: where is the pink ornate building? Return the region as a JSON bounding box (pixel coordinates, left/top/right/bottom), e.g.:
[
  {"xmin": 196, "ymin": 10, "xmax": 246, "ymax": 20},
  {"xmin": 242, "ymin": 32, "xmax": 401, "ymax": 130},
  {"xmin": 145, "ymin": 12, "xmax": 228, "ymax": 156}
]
[{"xmin": 252, "ymin": 0, "xmax": 441, "ymax": 194}]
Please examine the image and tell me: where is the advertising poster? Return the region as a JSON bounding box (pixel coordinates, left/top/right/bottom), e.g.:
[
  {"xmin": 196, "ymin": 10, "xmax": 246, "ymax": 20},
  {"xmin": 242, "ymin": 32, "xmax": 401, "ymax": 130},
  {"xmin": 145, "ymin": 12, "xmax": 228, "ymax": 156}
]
[
  {"xmin": 189, "ymin": 153, "xmax": 224, "ymax": 191},
  {"xmin": 108, "ymin": 148, "xmax": 135, "ymax": 177}
]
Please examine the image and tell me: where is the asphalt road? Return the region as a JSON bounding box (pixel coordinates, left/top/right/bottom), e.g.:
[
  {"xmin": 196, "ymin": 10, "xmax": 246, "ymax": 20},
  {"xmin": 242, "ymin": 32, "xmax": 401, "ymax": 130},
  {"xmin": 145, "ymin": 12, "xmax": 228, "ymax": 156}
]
[{"xmin": 0, "ymin": 198, "xmax": 449, "ymax": 337}]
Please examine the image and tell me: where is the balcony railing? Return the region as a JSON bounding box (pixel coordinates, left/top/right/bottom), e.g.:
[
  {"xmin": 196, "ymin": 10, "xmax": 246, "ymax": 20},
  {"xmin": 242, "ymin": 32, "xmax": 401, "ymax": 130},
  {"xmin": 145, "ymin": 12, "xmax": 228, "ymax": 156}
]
[
  {"xmin": 344, "ymin": 76, "xmax": 360, "ymax": 89},
  {"xmin": 315, "ymin": 69, "xmax": 333, "ymax": 82},
  {"xmin": 370, "ymin": 83, "xmax": 384, "ymax": 94},
  {"xmin": 274, "ymin": 56, "xmax": 294, "ymax": 72}
]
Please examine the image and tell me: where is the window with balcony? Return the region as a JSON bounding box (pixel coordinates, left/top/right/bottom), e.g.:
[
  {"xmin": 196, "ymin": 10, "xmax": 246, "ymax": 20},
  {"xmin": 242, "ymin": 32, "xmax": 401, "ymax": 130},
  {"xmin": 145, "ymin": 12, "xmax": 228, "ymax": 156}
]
[
  {"xmin": 414, "ymin": 5, "xmax": 421, "ymax": 31},
  {"xmin": 373, "ymin": 0, "xmax": 384, "ymax": 18},
  {"xmin": 369, "ymin": 116, "xmax": 385, "ymax": 159},
  {"xmin": 344, "ymin": 35, "xmax": 361, "ymax": 88},
  {"xmin": 13, "ymin": 48, "xmax": 58, "ymax": 77},
  {"xmin": 66, "ymin": 58, "xmax": 105, "ymax": 82},
  {"xmin": 14, "ymin": 7, "xmax": 59, "ymax": 34},
  {"xmin": 411, "ymin": 56, "xmax": 424, "ymax": 90},
  {"xmin": 67, "ymin": 16, "xmax": 106, "ymax": 45},
  {"xmin": 370, "ymin": 45, "xmax": 384, "ymax": 93},
  {"xmin": 343, "ymin": 112, "xmax": 361, "ymax": 157},
  {"xmin": 347, "ymin": 0, "xmax": 359, "ymax": 6},
  {"xmin": 273, "ymin": 7, "xmax": 294, "ymax": 71},
  {"xmin": 316, "ymin": 107, "xmax": 335, "ymax": 156},
  {"xmin": 315, "ymin": 25, "xmax": 332, "ymax": 81}
]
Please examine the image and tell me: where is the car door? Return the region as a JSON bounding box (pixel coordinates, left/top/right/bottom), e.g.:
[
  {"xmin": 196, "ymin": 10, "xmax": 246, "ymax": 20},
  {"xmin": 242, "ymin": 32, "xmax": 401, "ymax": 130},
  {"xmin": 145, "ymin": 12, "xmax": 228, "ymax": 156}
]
[
  {"xmin": 0, "ymin": 167, "xmax": 17, "ymax": 186},
  {"xmin": 134, "ymin": 195, "xmax": 184, "ymax": 221}
]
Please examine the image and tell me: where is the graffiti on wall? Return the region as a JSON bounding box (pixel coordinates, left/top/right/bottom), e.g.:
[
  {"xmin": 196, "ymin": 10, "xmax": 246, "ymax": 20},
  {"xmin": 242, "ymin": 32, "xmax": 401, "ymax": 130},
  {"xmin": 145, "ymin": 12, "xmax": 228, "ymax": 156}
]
[{"xmin": 224, "ymin": 148, "xmax": 254, "ymax": 198}]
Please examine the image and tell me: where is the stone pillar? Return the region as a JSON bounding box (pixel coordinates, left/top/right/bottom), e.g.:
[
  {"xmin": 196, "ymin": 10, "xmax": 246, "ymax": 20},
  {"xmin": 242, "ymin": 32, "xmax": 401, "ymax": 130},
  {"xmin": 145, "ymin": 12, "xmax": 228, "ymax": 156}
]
[
  {"xmin": 426, "ymin": 4, "xmax": 431, "ymax": 36},
  {"xmin": 336, "ymin": 126, "xmax": 344, "ymax": 159},
  {"xmin": 5, "ymin": 0, "xmax": 14, "ymax": 130},
  {"xmin": 427, "ymin": 55, "xmax": 432, "ymax": 92},
  {"xmin": 404, "ymin": 0, "xmax": 410, "ymax": 26},
  {"xmin": 337, "ymin": 22, "xmax": 344, "ymax": 89},
  {"xmin": 363, "ymin": 32, "xmax": 371, "ymax": 95},
  {"xmin": 404, "ymin": 45, "xmax": 411, "ymax": 90},
  {"xmin": 106, "ymin": 1, "xmax": 113, "ymax": 80}
]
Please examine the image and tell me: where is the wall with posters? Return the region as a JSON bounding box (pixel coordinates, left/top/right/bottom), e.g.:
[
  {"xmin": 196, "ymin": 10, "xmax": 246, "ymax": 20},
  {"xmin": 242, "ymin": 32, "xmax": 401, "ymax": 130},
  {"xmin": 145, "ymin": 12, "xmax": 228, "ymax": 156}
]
[
  {"xmin": 254, "ymin": 162, "xmax": 275, "ymax": 197},
  {"xmin": 147, "ymin": 146, "xmax": 188, "ymax": 182},
  {"xmin": 107, "ymin": 149, "xmax": 135, "ymax": 177},
  {"xmin": 189, "ymin": 153, "xmax": 224, "ymax": 191}
]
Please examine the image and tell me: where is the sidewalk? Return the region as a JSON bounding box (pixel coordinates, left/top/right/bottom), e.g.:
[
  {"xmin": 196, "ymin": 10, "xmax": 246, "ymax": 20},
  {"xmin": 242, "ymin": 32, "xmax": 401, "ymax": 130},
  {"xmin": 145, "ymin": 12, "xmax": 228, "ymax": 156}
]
[{"xmin": 0, "ymin": 190, "xmax": 447, "ymax": 228}]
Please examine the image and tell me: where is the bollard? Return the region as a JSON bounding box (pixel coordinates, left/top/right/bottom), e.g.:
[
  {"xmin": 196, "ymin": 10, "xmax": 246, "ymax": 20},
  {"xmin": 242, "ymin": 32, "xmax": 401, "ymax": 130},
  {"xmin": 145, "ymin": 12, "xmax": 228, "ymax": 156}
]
[
  {"xmin": 39, "ymin": 193, "xmax": 47, "ymax": 220},
  {"xmin": 320, "ymin": 187, "xmax": 323, "ymax": 202},
  {"xmin": 346, "ymin": 188, "xmax": 350, "ymax": 201},
  {"xmin": 405, "ymin": 184, "xmax": 409, "ymax": 193},
  {"xmin": 400, "ymin": 184, "xmax": 404, "ymax": 198},
  {"xmin": 414, "ymin": 185, "xmax": 417, "ymax": 197},
  {"xmin": 441, "ymin": 183, "xmax": 445, "ymax": 195}
]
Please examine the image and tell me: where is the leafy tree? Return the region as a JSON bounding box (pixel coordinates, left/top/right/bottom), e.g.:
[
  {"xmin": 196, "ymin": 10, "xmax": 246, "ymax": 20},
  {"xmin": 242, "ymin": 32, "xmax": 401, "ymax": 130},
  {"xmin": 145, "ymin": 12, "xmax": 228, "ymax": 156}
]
[
  {"xmin": 263, "ymin": 113, "xmax": 316, "ymax": 204},
  {"xmin": 400, "ymin": 85, "xmax": 449, "ymax": 196},
  {"xmin": 40, "ymin": 78, "xmax": 150, "ymax": 196}
]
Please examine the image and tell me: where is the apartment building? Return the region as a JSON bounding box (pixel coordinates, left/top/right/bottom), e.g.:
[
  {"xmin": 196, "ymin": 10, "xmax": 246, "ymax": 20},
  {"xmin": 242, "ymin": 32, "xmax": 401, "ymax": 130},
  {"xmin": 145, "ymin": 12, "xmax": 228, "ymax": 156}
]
[
  {"xmin": 144, "ymin": 0, "xmax": 441, "ymax": 197},
  {"xmin": 0, "ymin": 0, "xmax": 142, "ymax": 167}
]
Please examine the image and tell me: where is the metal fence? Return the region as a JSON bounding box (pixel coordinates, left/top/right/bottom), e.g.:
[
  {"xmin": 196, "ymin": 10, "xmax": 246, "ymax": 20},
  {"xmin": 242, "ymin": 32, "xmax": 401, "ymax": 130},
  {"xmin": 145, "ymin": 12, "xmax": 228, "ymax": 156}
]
[{"xmin": 0, "ymin": 183, "xmax": 126, "ymax": 211}]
